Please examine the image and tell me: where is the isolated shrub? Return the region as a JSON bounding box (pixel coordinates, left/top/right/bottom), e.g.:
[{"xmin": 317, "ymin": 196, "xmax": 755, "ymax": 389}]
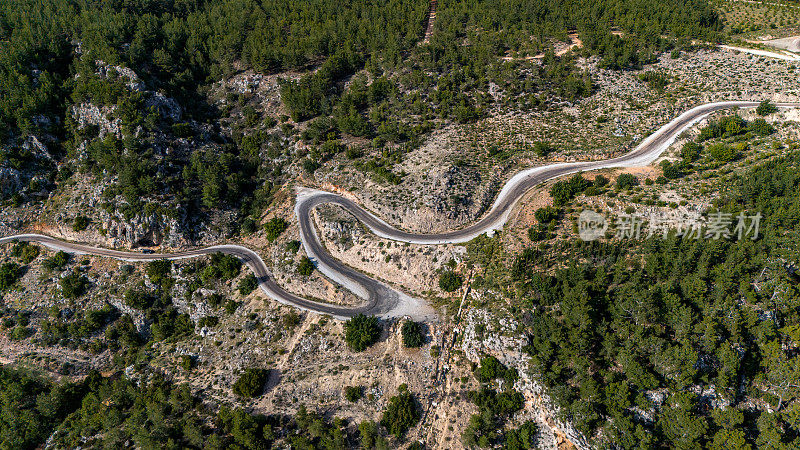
[
  {"xmin": 43, "ymin": 251, "xmax": 70, "ymax": 270},
  {"xmin": 550, "ymin": 174, "xmax": 591, "ymax": 206},
  {"xmin": 225, "ymin": 300, "xmax": 240, "ymax": 315},
  {"xmin": 286, "ymin": 240, "xmax": 301, "ymax": 253},
  {"xmin": 60, "ymin": 272, "xmax": 89, "ymax": 298},
  {"xmin": 283, "ymin": 311, "xmax": 301, "ymax": 329},
  {"xmin": 180, "ymin": 355, "xmax": 194, "ymax": 371},
  {"xmin": 533, "ymin": 141, "xmax": 554, "ymax": 157},
  {"xmin": 124, "ymin": 287, "xmax": 154, "ymax": 309},
  {"xmin": 72, "ymin": 215, "xmax": 89, "ymax": 231},
  {"xmin": 239, "ymin": 274, "xmax": 258, "ymax": 295},
  {"xmin": 438, "ymin": 271, "xmax": 463, "ymax": 292},
  {"xmin": 198, "ymin": 316, "xmax": 219, "ymax": 328},
  {"xmin": 264, "ymin": 217, "xmax": 288, "ymax": 242},
  {"xmin": 757, "ymin": 100, "xmax": 778, "ymax": 116},
  {"xmin": 748, "ymin": 118, "xmax": 774, "ymax": 136},
  {"xmin": 593, "ymin": 175, "xmax": 609, "ymax": 187},
  {"xmin": 380, "ymin": 386, "xmax": 420, "ymax": 437},
  {"xmin": 344, "ymin": 314, "xmax": 381, "ymax": 352},
  {"xmin": 475, "ymin": 356, "xmax": 510, "ymax": 383},
  {"xmin": 11, "ymin": 241, "xmax": 39, "ymax": 264},
  {"xmin": 661, "ymin": 161, "xmax": 682, "ymax": 180},
  {"xmin": 616, "ymin": 173, "xmax": 638, "ymax": 190},
  {"xmin": 297, "ymin": 257, "xmax": 315, "ymax": 276},
  {"xmin": 232, "ymin": 368, "xmax": 269, "ymax": 398},
  {"xmin": 345, "ymin": 385, "xmax": 364, "ymax": 402},
  {"xmin": 201, "ymin": 253, "xmax": 242, "ymax": 282},
  {"xmin": 681, "ymin": 142, "xmax": 701, "ymax": 162},
  {"xmin": 401, "ymin": 320, "xmax": 425, "ymax": 348}
]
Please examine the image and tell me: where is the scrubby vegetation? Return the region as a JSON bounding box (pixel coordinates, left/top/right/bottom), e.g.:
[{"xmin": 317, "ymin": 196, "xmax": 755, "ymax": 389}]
[
  {"xmin": 401, "ymin": 320, "xmax": 426, "ymax": 348},
  {"xmin": 438, "ymin": 271, "xmax": 464, "ymax": 292},
  {"xmin": 380, "ymin": 384, "xmax": 421, "ymax": 437},
  {"xmin": 344, "ymin": 314, "xmax": 382, "ymax": 352},
  {"xmin": 502, "ymin": 150, "xmax": 800, "ymax": 446},
  {"xmin": 232, "ymin": 368, "xmax": 269, "ymax": 398}
]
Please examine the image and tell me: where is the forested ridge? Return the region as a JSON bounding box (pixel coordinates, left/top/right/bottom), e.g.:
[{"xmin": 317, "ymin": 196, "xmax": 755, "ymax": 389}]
[
  {"xmin": 474, "ymin": 150, "xmax": 800, "ymax": 447},
  {"xmin": 0, "ymin": 365, "xmax": 407, "ymax": 449},
  {"xmin": 0, "ymin": 0, "xmax": 722, "ymax": 235}
]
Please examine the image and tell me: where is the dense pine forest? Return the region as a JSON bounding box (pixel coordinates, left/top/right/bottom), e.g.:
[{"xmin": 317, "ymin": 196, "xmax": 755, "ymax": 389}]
[{"xmin": 472, "ymin": 150, "xmax": 800, "ymax": 447}]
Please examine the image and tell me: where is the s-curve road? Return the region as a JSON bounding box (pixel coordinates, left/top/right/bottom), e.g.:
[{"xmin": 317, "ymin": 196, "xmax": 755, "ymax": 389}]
[{"xmin": 3, "ymin": 101, "xmax": 798, "ymax": 320}]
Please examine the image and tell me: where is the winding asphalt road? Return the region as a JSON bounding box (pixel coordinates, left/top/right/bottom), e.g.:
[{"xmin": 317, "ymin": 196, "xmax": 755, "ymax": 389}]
[{"xmin": 2, "ymin": 101, "xmax": 797, "ymax": 319}]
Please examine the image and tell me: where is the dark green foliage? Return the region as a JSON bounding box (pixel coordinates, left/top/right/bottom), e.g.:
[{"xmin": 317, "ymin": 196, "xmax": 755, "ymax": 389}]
[
  {"xmin": 217, "ymin": 406, "xmax": 276, "ymax": 449},
  {"xmin": 698, "ymin": 115, "xmax": 774, "ymax": 141},
  {"xmin": 438, "ymin": 271, "xmax": 463, "ymax": 292},
  {"xmin": 638, "ymin": 71, "xmax": 669, "ymax": 91},
  {"xmin": 504, "ymin": 421, "xmax": 539, "ymax": 449},
  {"xmin": 344, "ymin": 314, "xmax": 381, "ymax": 352},
  {"xmin": 11, "ymin": 241, "xmax": 39, "ymax": 264},
  {"xmin": 0, "ymin": 262, "xmax": 22, "ymax": 291},
  {"xmin": 749, "ymin": 118, "xmax": 775, "ymax": 136},
  {"xmin": 0, "ymin": 367, "xmax": 86, "ymax": 449},
  {"xmin": 474, "ymin": 356, "xmax": 517, "ymax": 384},
  {"xmin": 264, "ymin": 217, "xmax": 288, "ymax": 242},
  {"xmin": 180, "ymin": 355, "xmax": 194, "ymax": 371},
  {"xmin": 616, "ymin": 173, "xmax": 638, "ymax": 190},
  {"xmin": 550, "ymin": 174, "xmax": 591, "ymax": 206},
  {"xmin": 52, "ymin": 374, "xmax": 210, "ymax": 448},
  {"xmin": 401, "ymin": 320, "xmax": 425, "ymax": 348},
  {"xmin": 197, "ymin": 315, "xmax": 219, "ymax": 328},
  {"xmin": 150, "ymin": 309, "xmax": 194, "ymax": 342},
  {"xmin": 283, "ymin": 311, "xmax": 301, "ymax": 328},
  {"xmin": 534, "ymin": 206, "xmax": 560, "ymax": 225},
  {"xmin": 290, "ymin": 405, "xmax": 353, "ymax": 448},
  {"xmin": 345, "ymin": 385, "xmax": 364, "ymax": 402},
  {"xmin": 72, "ymin": 215, "xmax": 89, "ymax": 231},
  {"xmin": 224, "ymin": 300, "xmax": 240, "ymax": 315},
  {"xmin": 200, "ymin": 253, "xmax": 242, "ymax": 282},
  {"xmin": 757, "ymin": 100, "xmax": 778, "ymax": 116},
  {"xmin": 297, "ymin": 256, "xmax": 315, "ymax": 276},
  {"xmin": 59, "ymin": 272, "xmax": 89, "ymax": 298},
  {"xmin": 707, "ymin": 143, "xmax": 739, "ymax": 162},
  {"xmin": 593, "ymin": 174, "xmax": 609, "ymax": 187},
  {"xmin": 462, "ymin": 387, "xmax": 526, "ymax": 448},
  {"xmin": 42, "ymin": 251, "xmax": 69, "ymax": 271},
  {"xmin": 286, "ymin": 240, "xmax": 302, "ymax": 254},
  {"xmin": 0, "ymin": 367, "xmax": 366, "ymax": 449},
  {"xmin": 238, "ymin": 273, "xmax": 258, "ymax": 295},
  {"xmin": 39, "ymin": 303, "xmax": 119, "ymax": 346},
  {"xmin": 533, "ymin": 141, "xmax": 555, "ymax": 157},
  {"xmin": 124, "ymin": 286, "xmax": 154, "ymax": 310},
  {"xmin": 468, "ymin": 388, "xmax": 524, "ymax": 417},
  {"xmin": 681, "ymin": 141, "xmax": 702, "ymax": 162},
  {"xmin": 145, "ymin": 259, "xmax": 172, "ymax": 286},
  {"xmin": 660, "ymin": 161, "xmax": 683, "ymax": 179},
  {"xmin": 380, "ymin": 386, "xmax": 420, "ymax": 437},
  {"xmin": 509, "ymin": 151, "xmax": 800, "ymax": 445},
  {"xmin": 232, "ymin": 368, "xmax": 269, "ymax": 398}
]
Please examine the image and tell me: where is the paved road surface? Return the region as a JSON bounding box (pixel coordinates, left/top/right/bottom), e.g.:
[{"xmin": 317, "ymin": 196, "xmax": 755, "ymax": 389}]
[{"xmin": 3, "ymin": 101, "xmax": 798, "ymax": 319}]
